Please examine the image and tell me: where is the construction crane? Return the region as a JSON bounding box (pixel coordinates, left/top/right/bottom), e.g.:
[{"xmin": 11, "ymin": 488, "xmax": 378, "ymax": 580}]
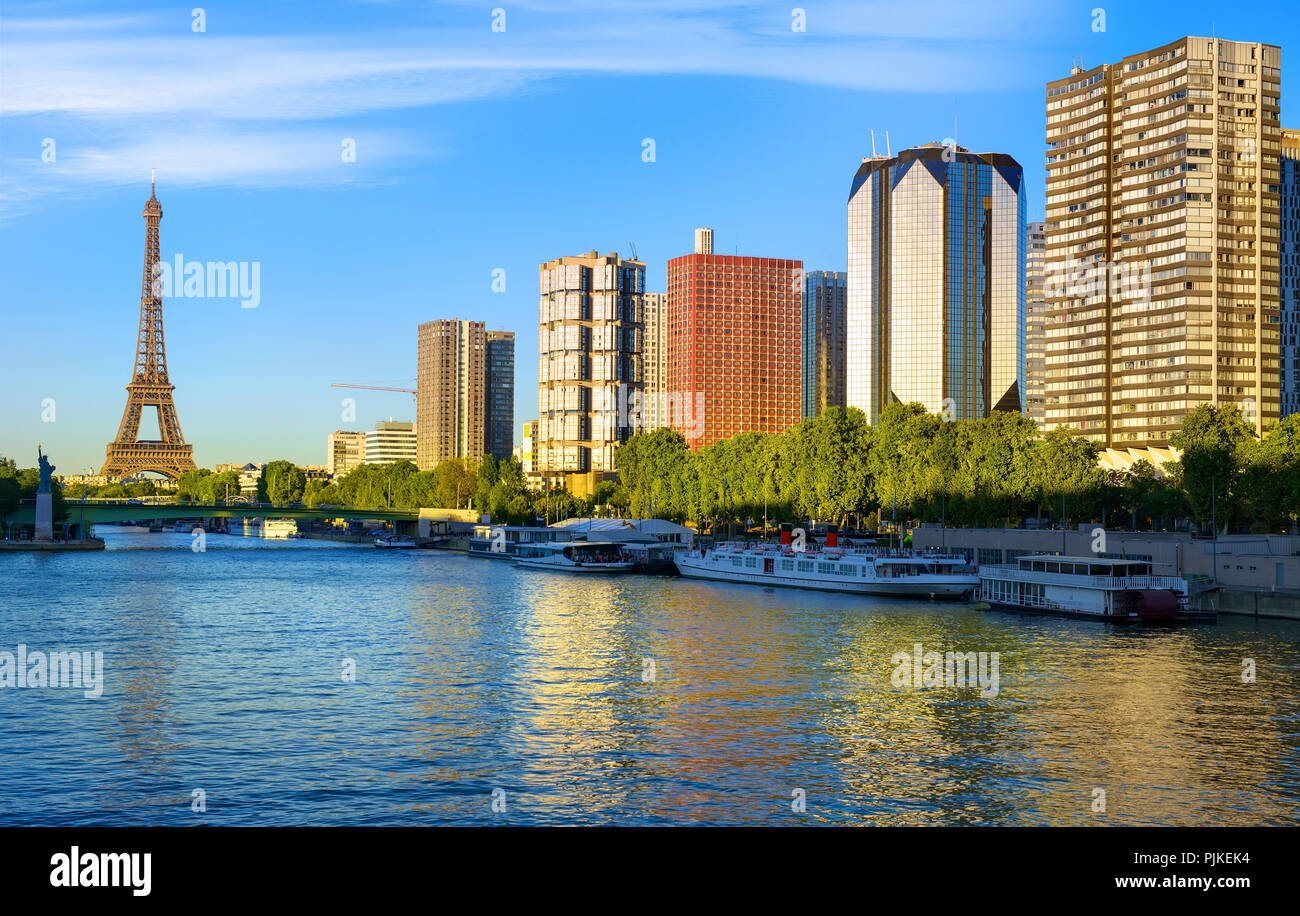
[{"xmin": 331, "ymin": 382, "xmax": 416, "ymax": 399}]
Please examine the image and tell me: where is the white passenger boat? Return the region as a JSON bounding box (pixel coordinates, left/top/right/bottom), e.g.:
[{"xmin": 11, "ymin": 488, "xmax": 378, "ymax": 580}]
[
  {"xmin": 514, "ymin": 542, "xmax": 634, "ymax": 573},
  {"xmin": 374, "ymin": 534, "xmax": 419, "ymax": 549},
  {"xmin": 467, "ymin": 524, "xmax": 574, "ymax": 560},
  {"xmin": 673, "ymin": 537, "xmax": 977, "ymax": 599},
  {"xmin": 976, "ymin": 554, "xmax": 1212, "ymax": 624}
]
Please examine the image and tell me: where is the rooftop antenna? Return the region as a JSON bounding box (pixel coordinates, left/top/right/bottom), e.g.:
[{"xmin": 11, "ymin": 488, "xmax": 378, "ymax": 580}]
[
  {"xmin": 871, "ymin": 129, "xmax": 877, "ymax": 157},
  {"xmin": 885, "ymin": 131, "xmax": 891, "ymax": 157},
  {"xmin": 628, "ymin": 241, "xmax": 637, "ymax": 261}
]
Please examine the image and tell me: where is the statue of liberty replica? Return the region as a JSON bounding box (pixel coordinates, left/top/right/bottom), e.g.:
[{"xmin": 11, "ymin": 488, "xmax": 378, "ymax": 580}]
[{"xmin": 35, "ymin": 445, "xmax": 54, "ymax": 540}]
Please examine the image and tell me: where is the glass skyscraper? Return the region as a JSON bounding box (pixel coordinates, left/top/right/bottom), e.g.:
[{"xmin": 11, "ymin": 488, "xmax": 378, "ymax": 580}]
[
  {"xmin": 847, "ymin": 142, "xmax": 1026, "ymax": 423},
  {"xmin": 1282, "ymin": 128, "xmax": 1300, "ymax": 420},
  {"xmin": 802, "ymin": 270, "xmax": 847, "ymax": 419},
  {"xmin": 485, "ymin": 330, "xmax": 515, "ymax": 462}
]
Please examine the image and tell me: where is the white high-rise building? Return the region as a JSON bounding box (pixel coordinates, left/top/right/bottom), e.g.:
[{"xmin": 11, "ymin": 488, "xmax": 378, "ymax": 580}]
[
  {"xmin": 642, "ymin": 292, "xmax": 669, "ymax": 431},
  {"xmin": 364, "ymin": 420, "xmax": 417, "ymax": 466},
  {"xmin": 537, "ymin": 251, "xmax": 644, "ymax": 493}
]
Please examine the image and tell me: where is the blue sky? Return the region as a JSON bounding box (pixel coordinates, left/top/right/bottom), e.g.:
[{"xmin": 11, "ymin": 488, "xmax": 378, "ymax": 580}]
[{"xmin": 2, "ymin": 0, "xmax": 1297, "ymax": 473}]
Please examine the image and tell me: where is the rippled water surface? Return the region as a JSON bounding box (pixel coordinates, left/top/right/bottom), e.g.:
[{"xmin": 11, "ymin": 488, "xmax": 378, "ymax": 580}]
[{"xmin": 2, "ymin": 529, "xmax": 1298, "ymax": 825}]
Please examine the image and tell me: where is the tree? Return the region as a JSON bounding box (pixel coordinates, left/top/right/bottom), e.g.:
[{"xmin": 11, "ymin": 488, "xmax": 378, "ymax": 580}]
[
  {"xmin": 1033, "ymin": 426, "xmax": 1104, "ymax": 526},
  {"xmin": 1238, "ymin": 415, "xmax": 1300, "ymax": 531},
  {"xmin": 176, "ymin": 468, "xmax": 212, "ymax": 501},
  {"xmin": 1169, "ymin": 405, "xmax": 1254, "ymax": 531},
  {"xmin": 432, "ymin": 459, "xmax": 474, "ymax": 510},
  {"xmin": 616, "ymin": 427, "xmax": 694, "ymax": 521},
  {"xmin": 0, "ymin": 476, "xmax": 19, "ymax": 524},
  {"xmin": 202, "ymin": 470, "xmax": 243, "ymax": 503},
  {"xmin": 258, "ymin": 460, "xmax": 306, "ymax": 504},
  {"xmin": 868, "ymin": 403, "xmax": 940, "ymax": 521}
]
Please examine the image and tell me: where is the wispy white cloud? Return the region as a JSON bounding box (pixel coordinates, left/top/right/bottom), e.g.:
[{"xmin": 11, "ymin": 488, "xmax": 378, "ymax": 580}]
[{"xmin": 0, "ymin": 1, "xmax": 1052, "ymax": 206}]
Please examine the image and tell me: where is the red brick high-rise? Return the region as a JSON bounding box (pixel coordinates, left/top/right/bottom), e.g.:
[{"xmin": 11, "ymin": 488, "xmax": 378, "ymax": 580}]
[{"xmin": 667, "ymin": 230, "xmax": 802, "ymax": 449}]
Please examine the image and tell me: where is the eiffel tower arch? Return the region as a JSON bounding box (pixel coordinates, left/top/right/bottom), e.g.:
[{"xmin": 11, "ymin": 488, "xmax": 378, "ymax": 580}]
[{"xmin": 100, "ymin": 177, "xmax": 197, "ymax": 482}]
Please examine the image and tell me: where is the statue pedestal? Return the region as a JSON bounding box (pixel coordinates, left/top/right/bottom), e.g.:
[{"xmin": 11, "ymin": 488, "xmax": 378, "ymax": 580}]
[{"xmin": 34, "ymin": 491, "xmax": 53, "ymax": 541}]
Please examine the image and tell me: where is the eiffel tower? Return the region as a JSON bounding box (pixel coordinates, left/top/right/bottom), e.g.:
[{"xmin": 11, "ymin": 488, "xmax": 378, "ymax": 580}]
[{"xmin": 100, "ymin": 175, "xmax": 197, "ymax": 481}]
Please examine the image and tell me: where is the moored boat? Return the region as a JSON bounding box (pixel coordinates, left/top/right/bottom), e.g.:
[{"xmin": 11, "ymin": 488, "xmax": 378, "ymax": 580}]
[
  {"xmin": 374, "ymin": 534, "xmax": 419, "ymax": 549},
  {"xmin": 673, "ymin": 528, "xmax": 976, "ymax": 598},
  {"xmin": 467, "ymin": 524, "xmax": 574, "ymax": 559},
  {"xmin": 976, "ymin": 554, "xmax": 1213, "ymax": 624},
  {"xmin": 514, "ymin": 541, "xmax": 634, "ymax": 573}
]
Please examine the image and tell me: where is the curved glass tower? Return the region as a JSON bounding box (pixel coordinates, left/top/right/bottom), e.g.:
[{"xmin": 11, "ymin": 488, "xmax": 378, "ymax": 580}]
[{"xmin": 846, "ymin": 142, "xmax": 1026, "ymax": 423}]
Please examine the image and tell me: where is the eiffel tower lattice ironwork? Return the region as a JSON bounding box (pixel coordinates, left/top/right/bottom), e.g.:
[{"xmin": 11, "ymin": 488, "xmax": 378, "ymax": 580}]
[{"xmin": 99, "ymin": 176, "xmax": 197, "ymax": 481}]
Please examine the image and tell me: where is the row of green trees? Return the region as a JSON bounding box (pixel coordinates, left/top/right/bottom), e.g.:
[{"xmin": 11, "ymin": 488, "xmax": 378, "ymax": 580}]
[
  {"xmin": 23, "ymin": 400, "xmax": 1294, "ymax": 534},
  {"xmin": 614, "ymin": 403, "xmax": 1300, "ymax": 533},
  {"xmin": 162, "ymin": 455, "xmax": 605, "ymax": 526},
  {"xmin": 63, "ymin": 454, "xmax": 605, "ymax": 525}
]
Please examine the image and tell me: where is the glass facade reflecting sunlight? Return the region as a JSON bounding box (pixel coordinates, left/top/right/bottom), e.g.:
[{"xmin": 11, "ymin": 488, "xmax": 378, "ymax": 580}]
[{"xmin": 847, "ymin": 142, "xmax": 1026, "ymax": 423}]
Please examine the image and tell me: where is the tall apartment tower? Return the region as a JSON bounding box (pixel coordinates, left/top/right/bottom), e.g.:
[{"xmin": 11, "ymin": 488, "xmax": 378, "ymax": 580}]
[
  {"xmin": 1044, "ymin": 38, "xmax": 1282, "ymax": 464},
  {"xmin": 416, "ymin": 319, "xmax": 486, "ymax": 470},
  {"xmin": 1025, "ymin": 222, "xmax": 1048, "ymax": 427},
  {"xmin": 847, "ymin": 142, "xmax": 1026, "ymax": 423},
  {"xmin": 801, "ymin": 270, "xmax": 848, "ymax": 419},
  {"xmin": 694, "ymin": 227, "xmax": 714, "ymax": 255},
  {"xmin": 485, "ymin": 330, "xmax": 515, "ymax": 462},
  {"xmin": 642, "ymin": 292, "xmax": 670, "ymax": 431},
  {"xmin": 667, "ymin": 232, "xmax": 802, "ymax": 449},
  {"xmin": 1281, "ymin": 128, "xmax": 1300, "ymax": 419},
  {"xmin": 537, "ymin": 251, "xmax": 644, "ymax": 493}
]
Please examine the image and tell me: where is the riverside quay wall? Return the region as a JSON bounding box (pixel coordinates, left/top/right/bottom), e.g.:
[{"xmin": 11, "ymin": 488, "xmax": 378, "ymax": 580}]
[{"xmin": 911, "ymin": 524, "xmax": 1300, "ymax": 620}]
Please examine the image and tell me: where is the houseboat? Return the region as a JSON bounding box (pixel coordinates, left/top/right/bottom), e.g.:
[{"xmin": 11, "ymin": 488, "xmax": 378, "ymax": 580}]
[
  {"xmin": 673, "ymin": 529, "xmax": 976, "ymax": 598},
  {"xmin": 468, "ymin": 525, "xmax": 575, "ymax": 559},
  {"xmin": 514, "ymin": 541, "xmax": 635, "ymax": 573},
  {"xmin": 976, "ymin": 555, "xmax": 1212, "ymax": 624}
]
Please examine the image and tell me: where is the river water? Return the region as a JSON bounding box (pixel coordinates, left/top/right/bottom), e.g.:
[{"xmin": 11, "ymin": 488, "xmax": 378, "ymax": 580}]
[{"xmin": 1, "ymin": 529, "xmax": 1297, "ymax": 825}]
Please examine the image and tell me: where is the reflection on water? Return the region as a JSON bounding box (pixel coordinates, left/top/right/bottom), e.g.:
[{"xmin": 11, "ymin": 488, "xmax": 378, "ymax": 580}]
[{"xmin": 0, "ymin": 527, "xmax": 1297, "ymax": 825}]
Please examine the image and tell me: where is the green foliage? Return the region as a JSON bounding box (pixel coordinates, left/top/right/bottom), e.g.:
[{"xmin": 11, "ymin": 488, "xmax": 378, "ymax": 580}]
[
  {"xmin": 610, "ymin": 404, "xmax": 1287, "ymax": 533},
  {"xmin": 202, "ymin": 471, "xmax": 243, "ymax": 502},
  {"xmin": 1237, "ymin": 414, "xmax": 1300, "ymax": 531},
  {"xmin": 1169, "ymin": 404, "xmax": 1255, "ymax": 530},
  {"xmin": 176, "ymin": 468, "xmax": 212, "ymax": 501},
  {"xmin": 0, "ymin": 459, "xmax": 20, "ymax": 522},
  {"xmin": 257, "ymin": 460, "xmax": 307, "ymax": 504}
]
